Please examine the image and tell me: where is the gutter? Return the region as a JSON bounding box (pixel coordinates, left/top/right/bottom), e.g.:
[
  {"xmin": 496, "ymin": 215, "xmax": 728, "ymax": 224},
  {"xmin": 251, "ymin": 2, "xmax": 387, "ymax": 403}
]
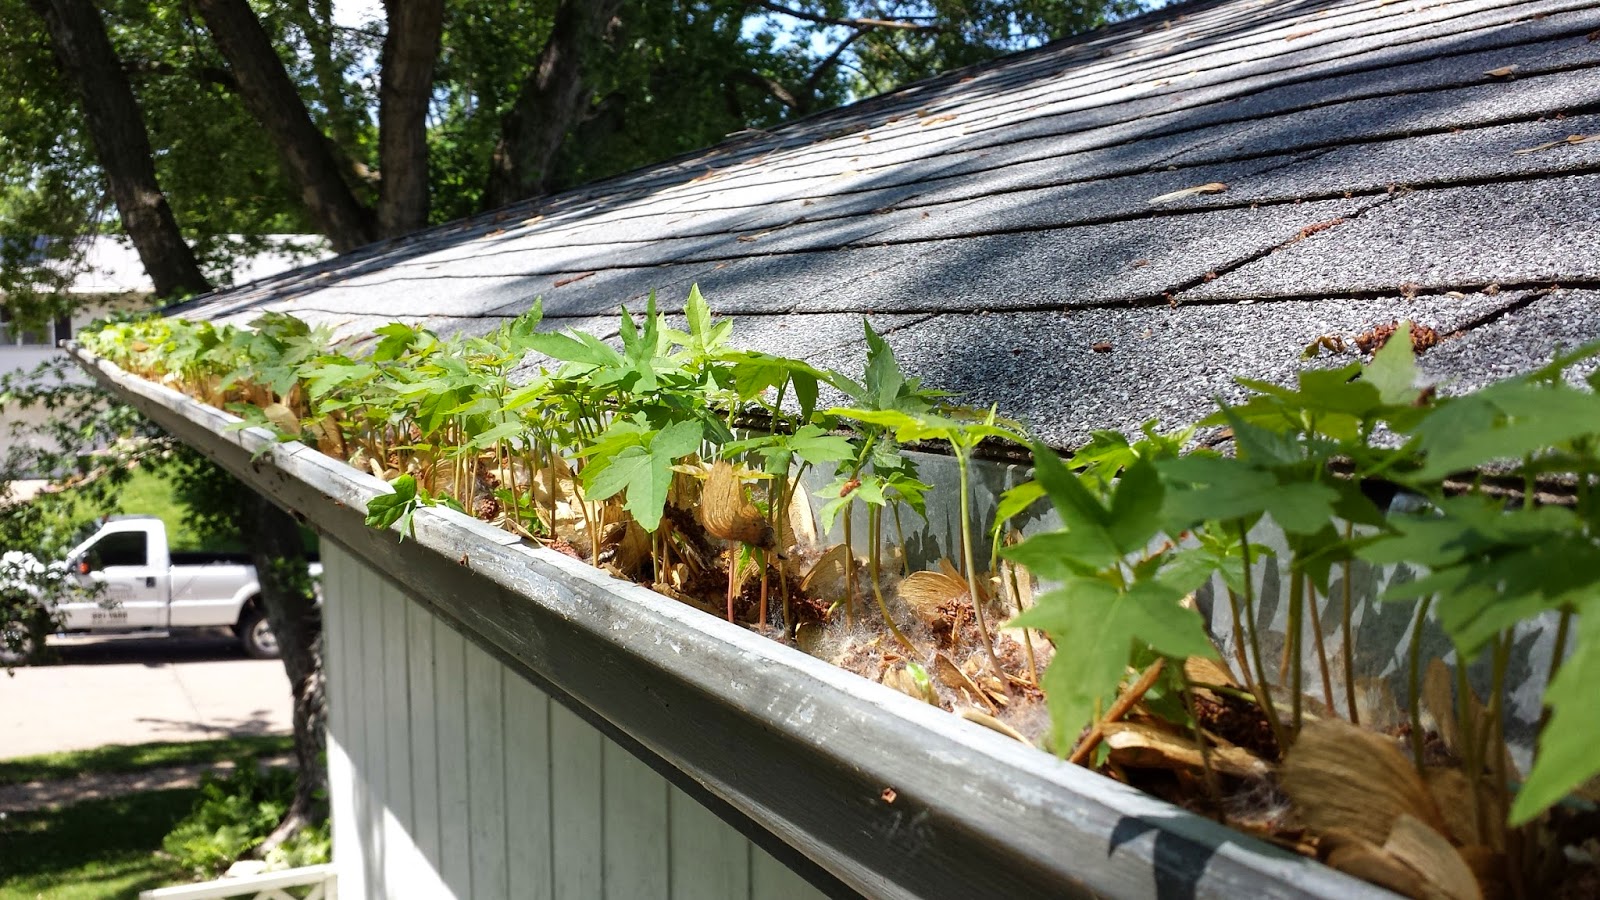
[{"xmin": 70, "ymin": 344, "xmax": 1395, "ymax": 900}]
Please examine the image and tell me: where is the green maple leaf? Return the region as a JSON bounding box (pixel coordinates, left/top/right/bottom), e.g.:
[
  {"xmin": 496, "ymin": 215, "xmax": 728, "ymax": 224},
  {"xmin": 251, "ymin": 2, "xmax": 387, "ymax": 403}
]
[
  {"xmin": 580, "ymin": 419, "xmax": 702, "ymax": 531},
  {"xmin": 1012, "ymin": 577, "xmax": 1216, "ymax": 752},
  {"xmin": 1513, "ymin": 596, "xmax": 1600, "ymax": 824}
]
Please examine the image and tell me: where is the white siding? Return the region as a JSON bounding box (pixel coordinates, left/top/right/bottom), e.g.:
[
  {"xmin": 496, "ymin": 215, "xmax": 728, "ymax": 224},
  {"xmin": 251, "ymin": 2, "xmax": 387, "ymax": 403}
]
[{"xmin": 322, "ymin": 543, "xmax": 825, "ymax": 900}]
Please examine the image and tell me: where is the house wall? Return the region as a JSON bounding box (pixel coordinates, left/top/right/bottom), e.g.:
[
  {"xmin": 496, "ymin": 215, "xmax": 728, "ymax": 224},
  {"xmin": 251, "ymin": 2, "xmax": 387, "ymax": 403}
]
[
  {"xmin": 320, "ymin": 542, "xmax": 828, "ymax": 900},
  {"xmin": 0, "ymin": 297, "xmax": 133, "ymax": 471}
]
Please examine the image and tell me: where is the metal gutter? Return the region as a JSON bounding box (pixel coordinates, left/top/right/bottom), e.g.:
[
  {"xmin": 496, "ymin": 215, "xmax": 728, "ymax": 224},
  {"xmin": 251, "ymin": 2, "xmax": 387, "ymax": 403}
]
[{"xmin": 71, "ymin": 345, "xmax": 1396, "ymax": 900}]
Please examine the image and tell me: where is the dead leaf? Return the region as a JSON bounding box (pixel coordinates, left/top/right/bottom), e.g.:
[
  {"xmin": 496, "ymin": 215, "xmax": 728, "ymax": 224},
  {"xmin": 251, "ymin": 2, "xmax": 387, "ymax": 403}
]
[
  {"xmin": 1282, "ymin": 718, "xmax": 1449, "ymax": 846},
  {"xmin": 780, "ymin": 485, "xmax": 818, "ymax": 552},
  {"xmin": 1383, "ymin": 814, "xmax": 1482, "ymax": 900},
  {"xmin": 934, "ymin": 653, "xmax": 996, "ymax": 713},
  {"xmin": 1353, "ymin": 677, "xmax": 1405, "ymax": 733},
  {"xmin": 702, "ymin": 461, "xmax": 774, "ymax": 547},
  {"xmin": 1091, "ymin": 341, "xmax": 1113, "ymax": 353},
  {"xmin": 1147, "ymin": 182, "xmax": 1227, "ymax": 205},
  {"xmin": 1511, "ymin": 133, "xmax": 1597, "ymax": 154},
  {"xmin": 1425, "ymin": 768, "xmax": 1483, "ymax": 847},
  {"xmin": 1184, "ymin": 656, "xmax": 1240, "ymax": 690},
  {"xmin": 1324, "ymin": 832, "xmax": 1430, "ymax": 898},
  {"xmin": 1422, "ymin": 659, "xmax": 1459, "ymax": 753},
  {"xmin": 1103, "ymin": 720, "xmax": 1270, "ymax": 779},
  {"xmin": 800, "ymin": 543, "xmax": 852, "ymax": 600},
  {"xmin": 957, "ymin": 708, "xmax": 1031, "ymax": 744},
  {"xmin": 899, "ymin": 568, "xmax": 967, "ymax": 625},
  {"xmin": 262, "ymin": 403, "xmax": 302, "ymax": 436},
  {"xmin": 1483, "ymin": 65, "xmax": 1516, "ymax": 78}
]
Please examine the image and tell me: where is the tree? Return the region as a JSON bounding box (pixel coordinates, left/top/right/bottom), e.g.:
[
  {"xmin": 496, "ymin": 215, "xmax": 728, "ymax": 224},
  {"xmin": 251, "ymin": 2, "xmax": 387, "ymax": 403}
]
[{"xmin": 24, "ymin": 0, "xmax": 209, "ymax": 299}]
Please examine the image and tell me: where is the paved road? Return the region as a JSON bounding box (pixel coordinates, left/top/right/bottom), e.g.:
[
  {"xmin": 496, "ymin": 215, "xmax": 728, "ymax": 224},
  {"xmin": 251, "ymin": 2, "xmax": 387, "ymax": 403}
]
[{"xmin": 0, "ymin": 632, "xmax": 293, "ymax": 759}]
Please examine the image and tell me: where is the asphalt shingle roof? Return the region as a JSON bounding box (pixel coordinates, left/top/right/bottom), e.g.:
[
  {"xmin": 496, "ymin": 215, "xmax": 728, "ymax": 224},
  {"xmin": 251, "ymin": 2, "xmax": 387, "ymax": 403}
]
[{"xmin": 177, "ymin": 0, "xmax": 1600, "ymax": 448}]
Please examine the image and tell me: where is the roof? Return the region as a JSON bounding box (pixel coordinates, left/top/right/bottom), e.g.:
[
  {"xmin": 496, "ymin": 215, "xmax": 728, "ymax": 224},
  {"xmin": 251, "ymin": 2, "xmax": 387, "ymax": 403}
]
[
  {"xmin": 175, "ymin": 0, "xmax": 1600, "ymax": 449},
  {"xmin": 55, "ymin": 235, "xmax": 325, "ymax": 295}
]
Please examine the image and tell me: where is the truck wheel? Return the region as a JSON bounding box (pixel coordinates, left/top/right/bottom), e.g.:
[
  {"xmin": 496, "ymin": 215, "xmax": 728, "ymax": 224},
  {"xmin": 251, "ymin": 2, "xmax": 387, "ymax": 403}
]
[{"xmin": 238, "ymin": 608, "xmax": 280, "ymax": 660}]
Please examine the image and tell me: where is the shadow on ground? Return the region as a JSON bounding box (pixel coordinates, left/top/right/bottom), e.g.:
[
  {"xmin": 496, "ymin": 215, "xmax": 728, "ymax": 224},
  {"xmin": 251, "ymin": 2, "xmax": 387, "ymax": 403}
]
[{"xmin": 42, "ymin": 632, "xmax": 252, "ymax": 667}]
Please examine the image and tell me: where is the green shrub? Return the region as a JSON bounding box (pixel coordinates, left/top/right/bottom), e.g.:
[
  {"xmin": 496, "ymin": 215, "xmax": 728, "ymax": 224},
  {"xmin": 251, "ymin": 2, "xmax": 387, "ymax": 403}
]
[{"xmin": 160, "ymin": 761, "xmax": 326, "ymax": 878}]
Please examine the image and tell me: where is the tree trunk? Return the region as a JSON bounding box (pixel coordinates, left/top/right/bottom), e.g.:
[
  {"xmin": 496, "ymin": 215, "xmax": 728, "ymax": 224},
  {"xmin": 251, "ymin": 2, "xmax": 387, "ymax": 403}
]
[
  {"xmin": 194, "ymin": 0, "xmax": 375, "ymax": 253},
  {"xmin": 26, "ymin": 0, "xmax": 212, "ymax": 301},
  {"xmin": 377, "ymin": 0, "xmax": 445, "ymax": 237},
  {"xmin": 483, "ymin": 0, "xmax": 624, "ymax": 209},
  {"xmin": 244, "ymin": 492, "xmax": 327, "ymax": 849}
]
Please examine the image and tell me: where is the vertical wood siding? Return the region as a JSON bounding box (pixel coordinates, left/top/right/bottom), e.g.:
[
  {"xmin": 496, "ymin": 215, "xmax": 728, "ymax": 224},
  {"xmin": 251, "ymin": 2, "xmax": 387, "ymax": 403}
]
[{"xmin": 322, "ymin": 543, "xmax": 825, "ymax": 900}]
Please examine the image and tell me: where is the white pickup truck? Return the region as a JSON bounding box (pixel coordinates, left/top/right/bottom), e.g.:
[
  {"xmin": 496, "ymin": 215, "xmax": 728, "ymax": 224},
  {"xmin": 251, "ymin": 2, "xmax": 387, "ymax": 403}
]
[{"xmin": 38, "ymin": 515, "xmax": 320, "ymax": 660}]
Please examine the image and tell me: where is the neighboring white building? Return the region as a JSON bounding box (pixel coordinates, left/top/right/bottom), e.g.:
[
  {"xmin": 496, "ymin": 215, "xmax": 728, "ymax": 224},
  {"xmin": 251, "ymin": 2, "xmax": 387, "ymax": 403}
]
[{"xmin": 1, "ymin": 235, "xmax": 325, "ymax": 476}]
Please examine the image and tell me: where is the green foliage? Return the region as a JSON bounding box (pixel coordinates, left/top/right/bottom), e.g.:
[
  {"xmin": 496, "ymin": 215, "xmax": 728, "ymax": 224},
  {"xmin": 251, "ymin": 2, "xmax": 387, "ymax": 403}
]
[
  {"xmin": 161, "ymin": 762, "xmax": 327, "ymax": 879},
  {"xmin": 80, "ymin": 296, "xmax": 1600, "ymax": 834}
]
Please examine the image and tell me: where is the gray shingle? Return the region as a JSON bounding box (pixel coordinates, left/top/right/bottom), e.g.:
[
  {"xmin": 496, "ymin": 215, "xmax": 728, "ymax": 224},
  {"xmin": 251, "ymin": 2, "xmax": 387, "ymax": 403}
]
[{"xmin": 1184, "ymin": 174, "xmax": 1600, "ymax": 300}]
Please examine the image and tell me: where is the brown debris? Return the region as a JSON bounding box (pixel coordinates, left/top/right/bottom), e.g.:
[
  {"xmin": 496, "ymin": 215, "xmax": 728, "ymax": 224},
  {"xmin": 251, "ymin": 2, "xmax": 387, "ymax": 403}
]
[
  {"xmin": 1292, "ymin": 217, "xmax": 1347, "ymax": 242},
  {"xmin": 552, "ymin": 272, "xmax": 596, "ymax": 288},
  {"xmin": 1354, "ymin": 321, "xmax": 1440, "ymax": 355},
  {"xmin": 1091, "ymin": 341, "xmax": 1114, "ymax": 353}
]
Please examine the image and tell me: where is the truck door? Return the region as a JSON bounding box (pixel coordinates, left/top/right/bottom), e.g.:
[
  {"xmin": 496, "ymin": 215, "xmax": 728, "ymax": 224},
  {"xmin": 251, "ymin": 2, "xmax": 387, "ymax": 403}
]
[{"xmin": 75, "ymin": 529, "xmax": 168, "ymax": 629}]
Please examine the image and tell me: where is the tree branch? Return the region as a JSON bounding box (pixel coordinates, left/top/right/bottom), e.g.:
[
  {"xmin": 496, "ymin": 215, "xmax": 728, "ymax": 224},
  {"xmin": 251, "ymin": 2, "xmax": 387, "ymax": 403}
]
[
  {"xmin": 804, "ymin": 27, "xmax": 868, "ymax": 96},
  {"xmin": 755, "ymin": 1, "xmax": 942, "ymax": 31},
  {"xmin": 26, "ymin": 0, "xmax": 212, "ymax": 300},
  {"xmin": 194, "ymin": 0, "xmax": 375, "ymax": 252},
  {"xmin": 738, "ymin": 70, "xmax": 802, "ymax": 112}
]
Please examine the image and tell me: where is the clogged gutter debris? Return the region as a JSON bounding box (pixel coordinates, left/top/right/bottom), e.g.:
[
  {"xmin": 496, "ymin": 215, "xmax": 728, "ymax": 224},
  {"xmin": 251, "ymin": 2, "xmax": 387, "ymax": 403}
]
[{"xmin": 80, "ymin": 287, "xmax": 1600, "ymax": 899}]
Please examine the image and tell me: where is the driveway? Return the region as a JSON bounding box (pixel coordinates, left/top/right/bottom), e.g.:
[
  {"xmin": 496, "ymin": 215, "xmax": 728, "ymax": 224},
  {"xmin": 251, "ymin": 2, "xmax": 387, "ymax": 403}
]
[{"xmin": 0, "ymin": 632, "xmax": 293, "ymax": 759}]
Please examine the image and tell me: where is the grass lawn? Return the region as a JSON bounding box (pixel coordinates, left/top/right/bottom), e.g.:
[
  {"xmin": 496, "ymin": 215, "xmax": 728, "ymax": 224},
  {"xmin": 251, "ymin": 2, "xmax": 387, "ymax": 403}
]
[
  {"xmin": 114, "ymin": 469, "xmax": 239, "ymax": 554},
  {"xmin": 0, "ymin": 735, "xmax": 294, "ymax": 787},
  {"xmin": 0, "ymin": 788, "xmax": 197, "ymax": 900},
  {"xmin": 0, "ymin": 737, "xmax": 300, "ymax": 898}
]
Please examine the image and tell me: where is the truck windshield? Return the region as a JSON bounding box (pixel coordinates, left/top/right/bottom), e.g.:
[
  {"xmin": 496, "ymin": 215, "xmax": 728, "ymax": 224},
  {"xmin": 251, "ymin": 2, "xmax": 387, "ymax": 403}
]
[{"xmin": 88, "ymin": 531, "xmax": 149, "ymax": 569}]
